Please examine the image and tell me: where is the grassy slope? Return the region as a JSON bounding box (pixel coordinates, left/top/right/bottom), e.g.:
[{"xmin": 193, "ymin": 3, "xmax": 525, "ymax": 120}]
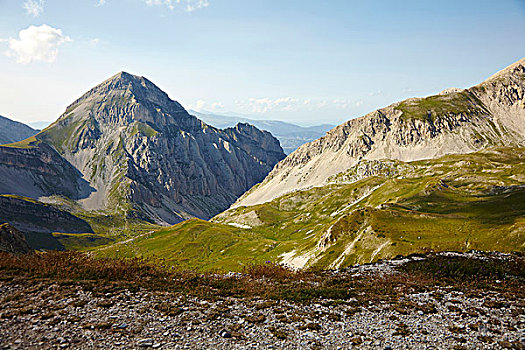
[
  {"xmin": 95, "ymin": 147, "xmax": 524, "ymax": 271},
  {"xmin": 395, "ymin": 90, "xmax": 486, "ymax": 122}
]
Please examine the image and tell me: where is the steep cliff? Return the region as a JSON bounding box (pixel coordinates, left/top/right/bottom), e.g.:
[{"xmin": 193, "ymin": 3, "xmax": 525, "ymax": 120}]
[
  {"xmin": 234, "ymin": 57, "xmax": 525, "ymax": 207},
  {"xmin": 0, "ymin": 143, "xmax": 92, "ymax": 200}
]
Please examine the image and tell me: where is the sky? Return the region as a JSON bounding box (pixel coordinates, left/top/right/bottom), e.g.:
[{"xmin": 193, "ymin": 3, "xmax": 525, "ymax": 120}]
[{"xmin": 0, "ymin": 0, "xmax": 524, "ymax": 127}]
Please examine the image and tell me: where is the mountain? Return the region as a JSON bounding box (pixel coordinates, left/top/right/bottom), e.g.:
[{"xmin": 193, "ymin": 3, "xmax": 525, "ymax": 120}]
[
  {"xmin": 0, "ymin": 72, "xmax": 285, "ymax": 226},
  {"xmin": 0, "ymin": 115, "xmax": 38, "ymax": 145},
  {"xmin": 234, "ymin": 57, "xmax": 525, "ymax": 208},
  {"xmin": 97, "ymin": 147, "xmax": 525, "ymax": 270},
  {"xmin": 95, "ymin": 58, "xmax": 525, "ymax": 271},
  {"xmin": 190, "ymin": 110, "xmax": 334, "ymax": 154}
]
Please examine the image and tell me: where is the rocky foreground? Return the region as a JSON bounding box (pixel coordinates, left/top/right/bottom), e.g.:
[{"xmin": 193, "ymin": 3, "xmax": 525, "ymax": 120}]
[{"xmin": 0, "ymin": 252, "xmax": 523, "ymax": 349}]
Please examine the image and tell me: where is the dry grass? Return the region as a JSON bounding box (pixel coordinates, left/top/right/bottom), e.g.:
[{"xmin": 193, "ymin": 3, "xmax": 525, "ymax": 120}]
[{"xmin": 0, "ymin": 251, "xmax": 523, "ymax": 304}]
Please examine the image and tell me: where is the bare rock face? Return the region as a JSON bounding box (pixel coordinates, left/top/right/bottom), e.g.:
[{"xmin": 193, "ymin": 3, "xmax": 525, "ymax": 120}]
[
  {"xmin": 234, "ymin": 57, "xmax": 525, "ymax": 207},
  {"xmin": 6, "ymin": 72, "xmax": 285, "ymax": 224},
  {"xmin": 0, "ymin": 223, "xmax": 32, "ymax": 254},
  {"xmin": 0, "ymin": 143, "xmax": 92, "ymax": 200}
]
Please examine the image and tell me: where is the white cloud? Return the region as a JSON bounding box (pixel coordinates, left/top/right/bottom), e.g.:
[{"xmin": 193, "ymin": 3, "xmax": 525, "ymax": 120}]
[
  {"xmin": 185, "ymin": 0, "xmax": 209, "ymax": 12},
  {"xmin": 235, "ymin": 97, "xmax": 301, "ymax": 114},
  {"xmin": 144, "ymin": 0, "xmax": 209, "ymax": 12},
  {"xmin": 233, "ymin": 97, "xmax": 366, "ymax": 114},
  {"xmin": 188, "ymin": 99, "xmax": 223, "ymax": 112},
  {"xmin": 23, "ymin": 0, "xmax": 45, "ymax": 17},
  {"xmin": 96, "ymin": 0, "xmax": 107, "ymax": 6},
  {"xmin": 6, "ymin": 25, "xmax": 72, "ymax": 64},
  {"xmin": 89, "ymin": 38, "xmax": 101, "ymax": 47}
]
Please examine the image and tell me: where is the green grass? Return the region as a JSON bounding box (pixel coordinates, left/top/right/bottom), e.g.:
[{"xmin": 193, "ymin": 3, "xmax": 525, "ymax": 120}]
[
  {"xmin": 52, "ymin": 233, "xmax": 113, "ymax": 250},
  {"xmin": 95, "ymin": 147, "xmax": 525, "ymax": 271},
  {"xmin": 130, "ymin": 122, "xmax": 158, "ymax": 137},
  {"xmin": 1, "ymin": 136, "xmax": 39, "ymax": 149},
  {"xmin": 395, "ymin": 91, "xmax": 486, "ymax": 122}
]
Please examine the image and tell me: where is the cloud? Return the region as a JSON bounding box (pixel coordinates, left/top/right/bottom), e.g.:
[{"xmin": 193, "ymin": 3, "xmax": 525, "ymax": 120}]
[
  {"xmin": 96, "ymin": 0, "xmax": 107, "ymax": 6},
  {"xmin": 144, "ymin": 0, "xmax": 209, "ymax": 12},
  {"xmin": 23, "ymin": 0, "xmax": 45, "ymax": 17},
  {"xmin": 185, "ymin": 0, "xmax": 209, "ymax": 12},
  {"xmin": 187, "ymin": 100, "xmax": 224, "ymax": 111},
  {"xmin": 89, "ymin": 38, "xmax": 101, "ymax": 47},
  {"xmin": 235, "ymin": 97, "xmax": 301, "ymax": 114},
  {"xmin": 6, "ymin": 25, "xmax": 72, "ymax": 64},
  {"xmin": 233, "ymin": 97, "xmax": 366, "ymax": 114}
]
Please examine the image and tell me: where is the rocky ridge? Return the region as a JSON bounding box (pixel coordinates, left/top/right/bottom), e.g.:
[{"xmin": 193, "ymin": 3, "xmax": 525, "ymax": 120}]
[
  {"xmin": 0, "ymin": 116, "xmax": 37, "ymax": 145},
  {"xmin": 234, "ymin": 57, "xmax": 525, "ymax": 207}
]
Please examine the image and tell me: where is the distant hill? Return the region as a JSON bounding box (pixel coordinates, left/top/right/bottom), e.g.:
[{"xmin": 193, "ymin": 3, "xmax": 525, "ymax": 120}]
[
  {"xmin": 0, "ymin": 116, "xmax": 38, "ymax": 145},
  {"xmin": 190, "ymin": 111, "xmax": 334, "ymax": 154}
]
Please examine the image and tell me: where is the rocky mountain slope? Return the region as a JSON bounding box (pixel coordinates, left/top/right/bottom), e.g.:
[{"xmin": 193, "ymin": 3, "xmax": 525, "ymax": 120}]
[
  {"xmin": 234, "ymin": 57, "xmax": 525, "ymax": 208},
  {"xmin": 0, "ymin": 115, "xmax": 38, "ymax": 145},
  {"xmin": 0, "ymin": 223, "xmax": 31, "ymax": 254},
  {"xmin": 0, "ymin": 195, "xmax": 94, "ymax": 250},
  {"xmin": 1, "ymin": 72, "xmax": 285, "ymax": 225},
  {"xmin": 191, "ymin": 110, "xmax": 334, "ymax": 154}
]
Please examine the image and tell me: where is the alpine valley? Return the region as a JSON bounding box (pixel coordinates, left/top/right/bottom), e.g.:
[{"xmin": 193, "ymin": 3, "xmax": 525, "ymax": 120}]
[{"xmin": 1, "ymin": 59, "xmax": 524, "ymax": 271}]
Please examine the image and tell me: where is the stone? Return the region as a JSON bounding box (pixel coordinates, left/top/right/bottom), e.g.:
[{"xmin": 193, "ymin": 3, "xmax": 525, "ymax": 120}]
[
  {"xmin": 137, "ymin": 338, "xmax": 154, "ymax": 347},
  {"xmin": 220, "ymin": 330, "xmax": 232, "ymax": 339}
]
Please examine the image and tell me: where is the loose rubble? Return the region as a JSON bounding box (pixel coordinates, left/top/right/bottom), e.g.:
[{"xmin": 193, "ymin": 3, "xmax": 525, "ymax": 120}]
[{"xmin": 0, "ymin": 253, "xmax": 523, "ymax": 349}]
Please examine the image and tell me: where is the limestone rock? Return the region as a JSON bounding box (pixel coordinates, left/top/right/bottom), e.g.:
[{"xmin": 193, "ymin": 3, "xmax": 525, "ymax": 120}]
[
  {"xmin": 233, "ymin": 57, "xmax": 525, "ymax": 207},
  {"xmin": 0, "ymin": 72, "xmax": 285, "ymax": 224}
]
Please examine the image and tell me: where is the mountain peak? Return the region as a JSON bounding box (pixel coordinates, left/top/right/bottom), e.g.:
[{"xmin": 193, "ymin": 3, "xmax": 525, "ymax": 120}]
[
  {"xmin": 60, "ymin": 71, "xmax": 187, "ymax": 126},
  {"xmin": 105, "ymin": 71, "xmax": 146, "ymax": 86}
]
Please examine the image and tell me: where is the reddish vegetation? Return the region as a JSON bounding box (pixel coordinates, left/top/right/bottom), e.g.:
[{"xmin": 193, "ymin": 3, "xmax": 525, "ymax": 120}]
[{"xmin": 0, "ymin": 251, "xmax": 523, "ymax": 303}]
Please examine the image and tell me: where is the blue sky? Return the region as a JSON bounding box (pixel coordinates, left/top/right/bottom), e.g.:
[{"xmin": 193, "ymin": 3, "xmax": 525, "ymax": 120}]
[{"xmin": 0, "ymin": 0, "xmax": 524, "ymax": 126}]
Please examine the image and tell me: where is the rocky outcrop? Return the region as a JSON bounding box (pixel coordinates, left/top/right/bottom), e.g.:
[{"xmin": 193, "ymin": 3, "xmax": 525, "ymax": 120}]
[
  {"xmin": 0, "ymin": 223, "xmax": 31, "ymax": 254},
  {"xmin": 0, "ymin": 143, "xmax": 93, "ymax": 200},
  {"xmin": 0, "ymin": 196, "xmax": 94, "ymax": 250},
  {"xmin": 234, "ymin": 57, "xmax": 525, "ymax": 207},
  {"xmin": 0, "ymin": 116, "xmax": 37, "ymax": 145},
  {"xmin": 2, "ymin": 72, "xmax": 285, "ymax": 224}
]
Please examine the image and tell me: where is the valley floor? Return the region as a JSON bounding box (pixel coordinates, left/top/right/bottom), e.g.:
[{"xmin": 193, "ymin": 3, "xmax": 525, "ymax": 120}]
[{"xmin": 0, "ymin": 252, "xmax": 523, "ymax": 349}]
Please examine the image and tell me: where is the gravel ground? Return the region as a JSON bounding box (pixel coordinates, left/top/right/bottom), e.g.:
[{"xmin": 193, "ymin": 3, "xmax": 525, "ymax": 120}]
[{"xmin": 0, "ymin": 254, "xmax": 523, "ymax": 350}]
